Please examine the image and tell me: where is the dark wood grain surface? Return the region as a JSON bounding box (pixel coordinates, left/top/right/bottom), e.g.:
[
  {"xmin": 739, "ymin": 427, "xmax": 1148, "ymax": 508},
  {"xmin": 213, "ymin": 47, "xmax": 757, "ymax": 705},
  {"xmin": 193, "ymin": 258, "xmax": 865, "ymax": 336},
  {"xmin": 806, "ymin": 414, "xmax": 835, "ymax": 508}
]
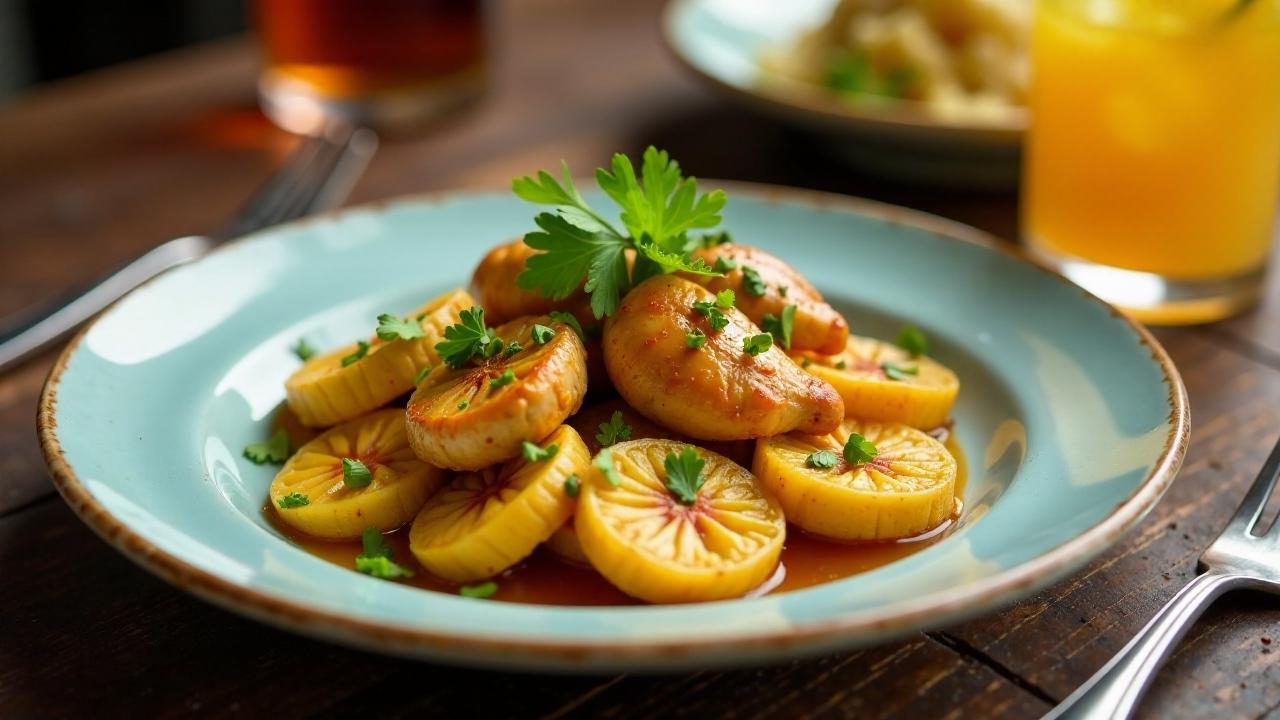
[{"xmin": 2, "ymin": 1, "xmax": 1278, "ymax": 717}]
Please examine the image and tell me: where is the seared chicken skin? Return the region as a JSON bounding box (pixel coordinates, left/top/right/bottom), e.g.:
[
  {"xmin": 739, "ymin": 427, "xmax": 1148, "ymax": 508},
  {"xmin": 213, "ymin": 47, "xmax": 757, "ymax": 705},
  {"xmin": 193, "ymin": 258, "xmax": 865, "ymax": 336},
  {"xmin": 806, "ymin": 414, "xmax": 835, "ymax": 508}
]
[
  {"xmin": 603, "ymin": 275, "xmax": 844, "ymax": 440},
  {"xmin": 406, "ymin": 315, "xmax": 588, "ymax": 470},
  {"xmin": 689, "ymin": 244, "xmax": 849, "ymax": 355}
]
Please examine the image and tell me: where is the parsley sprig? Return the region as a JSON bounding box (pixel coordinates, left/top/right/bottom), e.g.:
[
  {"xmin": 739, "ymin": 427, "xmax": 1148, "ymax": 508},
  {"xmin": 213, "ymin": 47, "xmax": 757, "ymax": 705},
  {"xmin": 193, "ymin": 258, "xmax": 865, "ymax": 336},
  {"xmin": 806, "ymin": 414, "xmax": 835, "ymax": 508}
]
[
  {"xmin": 244, "ymin": 429, "xmax": 291, "ymax": 465},
  {"xmin": 513, "ymin": 147, "xmax": 727, "ymax": 319},
  {"xmin": 844, "ymin": 433, "xmax": 878, "ymax": 465},
  {"xmin": 663, "ymin": 447, "xmax": 706, "ymax": 505},
  {"xmin": 375, "ymin": 313, "xmax": 425, "ymax": 341},
  {"xmin": 435, "ymin": 307, "xmax": 500, "ymax": 369},
  {"xmin": 596, "ymin": 411, "xmax": 633, "ymax": 447}
]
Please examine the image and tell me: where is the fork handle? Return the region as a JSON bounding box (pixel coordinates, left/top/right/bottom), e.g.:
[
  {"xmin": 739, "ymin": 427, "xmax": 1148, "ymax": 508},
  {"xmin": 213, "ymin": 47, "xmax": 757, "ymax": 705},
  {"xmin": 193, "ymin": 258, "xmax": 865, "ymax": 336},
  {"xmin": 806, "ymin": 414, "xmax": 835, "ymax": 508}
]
[
  {"xmin": 1044, "ymin": 571, "xmax": 1245, "ymax": 720},
  {"xmin": 0, "ymin": 235, "xmax": 212, "ymax": 373}
]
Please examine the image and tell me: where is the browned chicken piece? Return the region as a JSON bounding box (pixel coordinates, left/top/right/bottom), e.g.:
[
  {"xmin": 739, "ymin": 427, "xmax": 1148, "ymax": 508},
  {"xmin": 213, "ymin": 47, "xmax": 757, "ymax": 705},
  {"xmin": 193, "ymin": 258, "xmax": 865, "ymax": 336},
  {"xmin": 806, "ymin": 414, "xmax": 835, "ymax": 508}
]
[
  {"xmin": 603, "ymin": 275, "xmax": 844, "ymax": 440},
  {"xmin": 470, "ymin": 238, "xmax": 594, "ymax": 326},
  {"xmin": 688, "ymin": 244, "xmax": 849, "ymax": 355}
]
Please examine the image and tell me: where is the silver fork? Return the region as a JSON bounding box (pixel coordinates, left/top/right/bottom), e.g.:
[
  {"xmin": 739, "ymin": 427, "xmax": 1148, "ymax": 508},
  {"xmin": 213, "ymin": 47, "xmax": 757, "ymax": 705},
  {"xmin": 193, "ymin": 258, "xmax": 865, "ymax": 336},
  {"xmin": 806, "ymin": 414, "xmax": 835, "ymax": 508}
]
[
  {"xmin": 0, "ymin": 123, "xmax": 378, "ymax": 373},
  {"xmin": 1046, "ymin": 435, "xmax": 1280, "ymax": 719}
]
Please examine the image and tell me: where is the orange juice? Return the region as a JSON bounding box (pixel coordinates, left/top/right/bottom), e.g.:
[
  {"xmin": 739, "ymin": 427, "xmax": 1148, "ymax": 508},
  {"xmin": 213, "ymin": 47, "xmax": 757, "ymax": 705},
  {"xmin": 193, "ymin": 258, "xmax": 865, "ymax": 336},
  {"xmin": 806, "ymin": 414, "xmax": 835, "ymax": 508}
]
[{"xmin": 1023, "ymin": 0, "xmax": 1280, "ymax": 322}]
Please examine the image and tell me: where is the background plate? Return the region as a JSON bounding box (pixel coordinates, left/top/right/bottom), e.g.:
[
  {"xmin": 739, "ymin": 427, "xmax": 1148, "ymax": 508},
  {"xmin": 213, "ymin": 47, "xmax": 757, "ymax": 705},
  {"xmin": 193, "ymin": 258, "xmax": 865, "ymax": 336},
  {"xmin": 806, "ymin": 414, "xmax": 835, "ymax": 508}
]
[{"xmin": 39, "ymin": 183, "xmax": 1187, "ymax": 672}]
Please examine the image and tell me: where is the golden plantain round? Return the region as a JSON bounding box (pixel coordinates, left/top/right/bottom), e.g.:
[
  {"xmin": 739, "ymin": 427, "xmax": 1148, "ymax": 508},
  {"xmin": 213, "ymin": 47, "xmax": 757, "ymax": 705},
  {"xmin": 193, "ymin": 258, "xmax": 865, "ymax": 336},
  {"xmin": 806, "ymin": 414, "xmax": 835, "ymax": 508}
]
[
  {"xmin": 576, "ymin": 438, "xmax": 785, "ymax": 604},
  {"xmin": 754, "ymin": 419, "xmax": 957, "ymax": 541},
  {"xmin": 409, "ymin": 424, "xmax": 590, "ymax": 583},
  {"xmin": 270, "ymin": 408, "xmax": 448, "ymax": 539}
]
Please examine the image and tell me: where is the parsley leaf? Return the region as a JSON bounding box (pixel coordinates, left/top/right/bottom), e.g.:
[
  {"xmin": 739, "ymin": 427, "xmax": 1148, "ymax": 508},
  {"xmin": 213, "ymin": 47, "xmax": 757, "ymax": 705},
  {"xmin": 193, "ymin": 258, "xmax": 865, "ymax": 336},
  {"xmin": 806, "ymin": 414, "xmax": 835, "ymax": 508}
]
[
  {"xmin": 341, "ymin": 340, "xmax": 369, "ymax": 367},
  {"xmin": 413, "ymin": 365, "xmax": 433, "ymax": 385},
  {"xmin": 342, "ymin": 458, "xmax": 373, "ymax": 488},
  {"xmin": 375, "ymin": 313, "xmax": 425, "ymax": 341},
  {"xmin": 356, "ymin": 527, "xmax": 413, "ymax": 580},
  {"xmin": 692, "ymin": 301, "xmax": 729, "ymax": 332},
  {"xmin": 778, "ymin": 285, "xmax": 789, "ymax": 298},
  {"xmin": 596, "ymin": 147, "xmax": 727, "ymax": 253},
  {"xmin": 741, "ymin": 266, "xmax": 767, "ymax": 297},
  {"xmin": 460, "ymin": 581, "xmax": 498, "ymax": 598},
  {"xmin": 435, "ymin": 307, "xmax": 497, "ymax": 369},
  {"xmin": 531, "ymin": 324, "xmax": 556, "ymax": 344},
  {"xmin": 596, "ymin": 411, "xmax": 633, "ymax": 447},
  {"xmin": 743, "ymin": 333, "xmax": 773, "ymax": 357},
  {"xmin": 564, "ymin": 474, "xmax": 581, "ymax": 498},
  {"xmin": 805, "ymin": 450, "xmax": 838, "ymax": 469},
  {"xmin": 896, "ymin": 325, "xmax": 929, "ymax": 356},
  {"xmin": 293, "ymin": 339, "xmax": 316, "ymax": 361},
  {"xmin": 457, "ymin": 400, "xmax": 469, "ymax": 411},
  {"xmin": 522, "ymin": 441, "xmax": 559, "ymax": 463},
  {"xmin": 699, "ymin": 230, "xmax": 733, "ymax": 248},
  {"xmin": 835, "ymin": 359, "xmax": 848, "ymax": 370},
  {"xmin": 594, "ymin": 448, "xmax": 621, "ymax": 486},
  {"xmin": 504, "ymin": 341, "xmax": 523, "ymax": 357},
  {"xmin": 663, "ymin": 447, "xmax": 706, "ymax": 504},
  {"xmin": 761, "ymin": 305, "xmax": 796, "ymax": 350},
  {"xmin": 490, "ymin": 368, "xmax": 516, "ymax": 389},
  {"xmin": 881, "ymin": 362, "xmax": 919, "ymax": 381},
  {"xmin": 843, "ymin": 433, "xmax": 878, "ymax": 465},
  {"xmin": 633, "ymin": 236, "xmax": 720, "ymax": 278},
  {"xmin": 715, "ymin": 289, "xmax": 735, "ymax": 308},
  {"xmin": 686, "ymin": 328, "xmax": 707, "ymax": 349},
  {"xmin": 548, "ymin": 311, "xmax": 585, "ymax": 343},
  {"xmin": 277, "ymin": 492, "xmax": 309, "ymax": 508},
  {"xmin": 512, "ymin": 160, "xmax": 621, "ymax": 235},
  {"xmin": 712, "ymin": 256, "xmax": 737, "ymax": 273},
  {"xmin": 244, "ymin": 429, "xmax": 290, "ymax": 465},
  {"xmin": 519, "ymin": 213, "xmax": 630, "ymax": 318}
]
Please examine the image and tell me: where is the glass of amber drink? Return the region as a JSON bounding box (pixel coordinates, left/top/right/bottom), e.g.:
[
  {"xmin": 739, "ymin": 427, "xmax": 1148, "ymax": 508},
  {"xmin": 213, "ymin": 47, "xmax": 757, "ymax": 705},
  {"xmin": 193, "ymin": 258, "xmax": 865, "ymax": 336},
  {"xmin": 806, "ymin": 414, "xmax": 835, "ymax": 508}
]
[
  {"xmin": 255, "ymin": 0, "xmax": 486, "ymax": 135},
  {"xmin": 1023, "ymin": 0, "xmax": 1280, "ymax": 324}
]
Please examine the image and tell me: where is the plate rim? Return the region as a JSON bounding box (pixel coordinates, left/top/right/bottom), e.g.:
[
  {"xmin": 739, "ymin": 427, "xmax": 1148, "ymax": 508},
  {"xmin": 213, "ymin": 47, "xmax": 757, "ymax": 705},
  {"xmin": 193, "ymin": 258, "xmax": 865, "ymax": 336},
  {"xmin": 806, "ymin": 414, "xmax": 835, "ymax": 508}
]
[
  {"xmin": 37, "ymin": 182, "xmax": 1189, "ymax": 667},
  {"xmin": 659, "ymin": 0, "xmax": 1028, "ymax": 141}
]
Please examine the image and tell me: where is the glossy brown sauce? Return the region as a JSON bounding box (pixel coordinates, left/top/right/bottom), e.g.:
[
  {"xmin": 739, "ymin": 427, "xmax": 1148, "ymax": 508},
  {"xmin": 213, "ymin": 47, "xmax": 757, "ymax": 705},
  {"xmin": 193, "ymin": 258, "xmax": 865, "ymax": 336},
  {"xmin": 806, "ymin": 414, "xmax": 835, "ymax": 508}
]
[{"xmin": 265, "ymin": 436, "xmax": 967, "ymax": 605}]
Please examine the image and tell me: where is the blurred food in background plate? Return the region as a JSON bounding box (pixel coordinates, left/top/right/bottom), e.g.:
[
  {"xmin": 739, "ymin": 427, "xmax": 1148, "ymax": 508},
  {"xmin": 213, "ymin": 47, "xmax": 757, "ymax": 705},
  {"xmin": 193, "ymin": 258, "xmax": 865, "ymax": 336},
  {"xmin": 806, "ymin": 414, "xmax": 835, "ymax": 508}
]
[
  {"xmin": 663, "ymin": 0, "xmax": 1027, "ymax": 188},
  {"xmin": 762, "ymin": 0, "xmax": 1030, "ymax": 123}
]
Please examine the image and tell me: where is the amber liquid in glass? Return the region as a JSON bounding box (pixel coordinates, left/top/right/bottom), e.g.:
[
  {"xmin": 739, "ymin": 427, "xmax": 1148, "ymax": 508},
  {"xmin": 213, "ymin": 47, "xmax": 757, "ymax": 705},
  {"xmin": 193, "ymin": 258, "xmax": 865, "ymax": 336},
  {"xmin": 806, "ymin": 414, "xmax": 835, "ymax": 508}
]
[{"xmin": 255, "ymin": 0, "xmax": 485, "ymax": 133}]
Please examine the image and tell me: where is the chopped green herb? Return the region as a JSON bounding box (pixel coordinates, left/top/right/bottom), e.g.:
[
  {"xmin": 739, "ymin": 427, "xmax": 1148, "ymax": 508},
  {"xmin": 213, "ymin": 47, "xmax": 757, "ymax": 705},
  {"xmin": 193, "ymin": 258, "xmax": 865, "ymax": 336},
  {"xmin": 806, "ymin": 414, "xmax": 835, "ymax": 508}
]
[
  {"xmin": 800, "ymin": 356, "xmax": 813, "ymax": 368},
  {"xmin": 805, "ymin": 450, "xmax": 839, "ymax": 469},
  {"xmin": 663, "ymin": 446, "xmax": 706, "ymax": 505},
  {"xmin": 531, "ymin": 324, "xmax": 556, "ymax": 344},
  {"xmin": 341, "ymin": 341, "xmax": 370, "ymax": 367},
  {"xmin": 881, "ymin": 362, "xmax": 919, "ymax": 381},
  {"xmin": 356, "ymin": 527, "xmax": 413, "ymax": 580},
  {"xmin": 741, "ymin": 266, "xmax": 767, "ymax": 297},
  {"xmin": 778, "ymin": 285, "xmax": 789, "ymax": 298},
  {"xmin": 244, "ymin": 429, "xmax": 290, "ymax": 465},
  {"xmin": 548, "ymin": 311, "xmax": 586, "ymax": 343},
  {"xmin": 594, "ymin": 448, "xmax": 621, "ymax": 486},
  {"xmin": 459, "ymin": 581, "xmax": 498, "ymax": 598},
  {"xmin": 715, "ymin": 288, "xmax": 736, "ymax": 308},
  {"xmin": 686, "ymin": 328, "xmax": 707, "ymax": 349},
  {"xmin": 436, "ymin": 307, "xmax": 499, "ymax": 369},
  {"xmin": 513, "ymin": 147, "xmax": 727, "ymax": 318},
  {"xmin": 596, "ymin": 411, "xmax": 633, "ymax": 447},
  {"xmin": 342, "ymin": 458, "xmax": 373, "ymax": 488},
  {"xmin": 413, "ymin": 365, "xmax": 433, "ymax": 385},
  {"xmin": 490, "ymin": 368, "xmax": 517, "ymax": 390},
  {"xmin": 277, "ymin": 492, "xmax": 309, "ymax": 508},
  {"xmin": 743, "ymin": 333, "xmax": 774, "ymax": 357},
  {"xmin": 835, "ymin": 359, "xmax": 848, "ymax": 370},
  {"xmin": 896, "ymin": 325, "xmax": 929, "ymax": 356},
  {"xmin": 504, "ymin": 341, "xmax": 524, "ymax": 357},
  {"xmin": 691, "ymin": 301, "xmax": 730, "ymax": 332},
  {"xmin": 713, "ymin": 256, "xmax": 738, "ymax": 273},
  {"xmin": 699, "ymin": 230, "xmax": 733, "ymax": 248},
  {"xmin": 375, "ymin": 313, "xmax": 425, "ymax": 341},
  {"xmin": 292, "ymin": 339, "xmax": 316, "ymax": 361},
  {"xmin": 481, "ymin": 337, "xmax": 507, "ymax": 359},
  {"xmin": 843, "ymin": 433, "xmax": 878, "ymax": 466},
  {"xmin": 564, "ymin": 474, "xmax": 581, "ymax": 498},
  {"xmin": 522, "ymin": 441, "xmax": 559, "ymax": 463},
  {"xmin": 761, "ymin": 304, "xmax": 796, "ymax": 350},
  {"xmin": 457, "ymin": 400, "xmax": 469, "ymax": 411}
]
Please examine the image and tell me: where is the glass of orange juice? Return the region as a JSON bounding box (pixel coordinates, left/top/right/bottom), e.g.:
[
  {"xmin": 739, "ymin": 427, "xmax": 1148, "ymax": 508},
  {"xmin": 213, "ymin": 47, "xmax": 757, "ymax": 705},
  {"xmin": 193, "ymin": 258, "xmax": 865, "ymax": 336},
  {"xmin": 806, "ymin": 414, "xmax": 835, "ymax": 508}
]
[{"xmin": 1023, "ymin": 0, "xmax": 1280, "ymax": 324}]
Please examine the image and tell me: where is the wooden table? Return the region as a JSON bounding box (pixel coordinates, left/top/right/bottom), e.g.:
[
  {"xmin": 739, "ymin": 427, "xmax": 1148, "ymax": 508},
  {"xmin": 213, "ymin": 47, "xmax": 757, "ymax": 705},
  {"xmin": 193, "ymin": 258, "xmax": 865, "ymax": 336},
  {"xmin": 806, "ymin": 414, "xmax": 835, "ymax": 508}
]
[{"xmin": 3, "ymin": 1, "xmax": 1278, "ymax": 717}]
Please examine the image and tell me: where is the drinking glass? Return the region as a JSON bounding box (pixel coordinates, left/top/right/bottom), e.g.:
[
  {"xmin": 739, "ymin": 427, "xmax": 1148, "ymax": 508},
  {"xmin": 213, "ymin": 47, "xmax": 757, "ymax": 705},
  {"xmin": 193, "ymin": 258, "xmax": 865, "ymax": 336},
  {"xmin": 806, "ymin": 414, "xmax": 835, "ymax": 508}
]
[
  {"xmin": 1023, "ymin": 0, "xmax": 1280, "ymax": 324},
  {"xmin": 255, "ymin": 0, "xmax": 486, "ymax": 135}
]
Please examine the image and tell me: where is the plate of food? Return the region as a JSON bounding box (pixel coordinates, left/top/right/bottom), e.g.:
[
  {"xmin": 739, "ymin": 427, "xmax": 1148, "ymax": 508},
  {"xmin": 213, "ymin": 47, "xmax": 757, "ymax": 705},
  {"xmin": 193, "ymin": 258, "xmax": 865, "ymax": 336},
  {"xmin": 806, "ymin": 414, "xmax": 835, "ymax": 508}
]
[
  {"xmin": 662, "ymin": 0, "xmax": 1030, "ymax": 187},
  {"xmin": 39, "ymin": 148, "xmax": 1186, "ymax": 671}
]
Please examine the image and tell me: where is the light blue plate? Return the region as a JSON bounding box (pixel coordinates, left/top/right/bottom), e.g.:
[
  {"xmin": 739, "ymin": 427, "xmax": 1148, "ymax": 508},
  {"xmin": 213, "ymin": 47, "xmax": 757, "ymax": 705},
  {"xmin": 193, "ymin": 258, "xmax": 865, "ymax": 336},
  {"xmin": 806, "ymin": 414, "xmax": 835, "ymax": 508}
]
[
  {"xmin": 662, "ymin": 0, "xmax": 1026, "ymax": 188},
  {"xmin": 39, "ymin": 184, "xmax": 1187, "ymax": 671}
]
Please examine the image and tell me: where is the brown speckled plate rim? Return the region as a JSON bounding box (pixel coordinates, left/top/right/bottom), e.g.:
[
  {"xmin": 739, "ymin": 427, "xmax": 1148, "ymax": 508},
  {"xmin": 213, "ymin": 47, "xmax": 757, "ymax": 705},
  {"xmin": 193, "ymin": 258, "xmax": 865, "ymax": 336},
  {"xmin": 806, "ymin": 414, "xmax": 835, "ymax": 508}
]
[{"xmin": 37, "ymin": 182, "xmax": 1188, "ymax": 671}]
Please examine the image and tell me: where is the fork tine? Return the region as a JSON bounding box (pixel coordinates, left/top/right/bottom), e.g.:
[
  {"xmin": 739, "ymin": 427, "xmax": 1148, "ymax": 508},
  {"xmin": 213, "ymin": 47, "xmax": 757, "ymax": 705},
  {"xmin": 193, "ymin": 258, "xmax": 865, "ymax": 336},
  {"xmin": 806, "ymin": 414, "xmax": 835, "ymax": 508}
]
[
  {"xmin": 1225, "ymin": 432, "xmax": 1280, "ymax": 536},
  {"xmin": 216, "ymin": 132, "xmax": 332, "ymax": 240}
]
